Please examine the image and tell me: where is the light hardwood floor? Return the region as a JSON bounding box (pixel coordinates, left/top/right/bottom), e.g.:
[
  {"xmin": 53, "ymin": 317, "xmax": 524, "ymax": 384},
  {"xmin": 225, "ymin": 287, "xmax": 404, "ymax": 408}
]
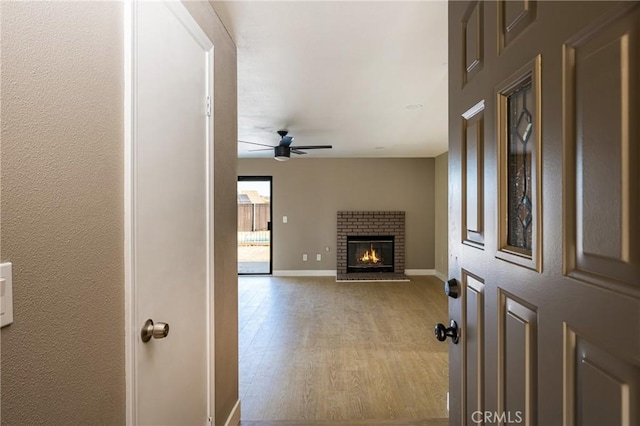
[{"xmin": 239, "ymin": 275, "xmax": 449, "ymax": 425}]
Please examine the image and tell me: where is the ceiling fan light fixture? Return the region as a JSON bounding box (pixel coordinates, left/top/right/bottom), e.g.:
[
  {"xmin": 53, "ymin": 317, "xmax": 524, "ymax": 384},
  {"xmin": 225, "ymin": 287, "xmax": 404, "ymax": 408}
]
[
  {"xmin": 274, "ymin": 145, "xmax": 290, "ymax": 161},
  {"xmin": 240, "ymin": 130, "xmax": 332, "ymax": 160}
]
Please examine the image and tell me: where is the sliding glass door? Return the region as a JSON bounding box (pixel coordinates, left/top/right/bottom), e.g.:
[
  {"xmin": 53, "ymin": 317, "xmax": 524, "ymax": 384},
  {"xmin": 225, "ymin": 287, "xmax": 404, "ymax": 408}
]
[{"xmin": 237, "ymin": 176, "xmax": 272, "ymax": 275}]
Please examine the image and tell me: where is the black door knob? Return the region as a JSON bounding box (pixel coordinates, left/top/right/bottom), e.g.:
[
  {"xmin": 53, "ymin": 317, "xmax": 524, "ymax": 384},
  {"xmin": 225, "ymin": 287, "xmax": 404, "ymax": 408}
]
[{"xmin": 434, "ymin": 320, "xmax": 459, "ymax": 344}]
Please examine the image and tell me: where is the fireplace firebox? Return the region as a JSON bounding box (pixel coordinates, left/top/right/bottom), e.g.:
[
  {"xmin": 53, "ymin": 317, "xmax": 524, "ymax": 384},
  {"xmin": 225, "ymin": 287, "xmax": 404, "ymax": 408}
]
[{"xmin": 347, "ymin": 236, "xmax": 394, "ymax": 273}]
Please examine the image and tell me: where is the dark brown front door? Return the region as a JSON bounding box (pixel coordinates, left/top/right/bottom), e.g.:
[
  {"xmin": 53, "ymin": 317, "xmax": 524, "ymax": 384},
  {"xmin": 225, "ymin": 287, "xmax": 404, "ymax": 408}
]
[{"xmin": 447, "ymin": 1, "xmax": 640, "ymax": 424}]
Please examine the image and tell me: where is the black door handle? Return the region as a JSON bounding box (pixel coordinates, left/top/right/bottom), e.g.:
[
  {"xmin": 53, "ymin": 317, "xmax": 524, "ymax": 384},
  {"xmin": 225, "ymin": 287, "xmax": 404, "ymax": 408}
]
[{"xmin": 435, "ymin": 320, "xmax": 459, "ymax": 344}]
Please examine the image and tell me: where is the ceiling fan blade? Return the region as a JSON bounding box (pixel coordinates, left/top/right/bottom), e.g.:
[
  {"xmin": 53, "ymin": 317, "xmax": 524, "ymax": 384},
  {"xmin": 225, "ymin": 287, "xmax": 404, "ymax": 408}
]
[
  {"xmin": 291, "ymin": 149, "xmax": 308, "ymax": 155},
  {"xmin": 279, "ymin": 136, "xmax": 294, "ymax": 147},
  {"xmin": 248, "ymin": 148, "xmax": 275, "ymax": 152},
  {"xmin": 292, "ymin": 145, "xmax": 332, "ymax": 150},
  {"xmin": 239, "ymin": 140, "xmax": 275, "ymax": 148}
]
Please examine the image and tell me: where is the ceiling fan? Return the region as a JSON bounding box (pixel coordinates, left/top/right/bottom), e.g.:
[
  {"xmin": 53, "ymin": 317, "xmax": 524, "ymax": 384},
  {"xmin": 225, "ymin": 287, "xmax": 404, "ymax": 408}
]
[{"xmin": 239, "ymin": 130, "xmax": 332, "ymax": 161}]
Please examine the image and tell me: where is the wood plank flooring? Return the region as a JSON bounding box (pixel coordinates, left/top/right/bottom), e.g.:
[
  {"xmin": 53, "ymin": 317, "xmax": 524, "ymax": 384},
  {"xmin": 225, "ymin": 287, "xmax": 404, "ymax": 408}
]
[{"xmin": 239, "ymin": 276, "xmax": 449, "ymax": 424}]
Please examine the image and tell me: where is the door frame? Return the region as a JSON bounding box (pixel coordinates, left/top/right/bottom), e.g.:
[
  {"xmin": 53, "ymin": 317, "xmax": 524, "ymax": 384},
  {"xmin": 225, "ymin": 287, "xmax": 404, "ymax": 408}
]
[
  {"xmin": 237, "ymin": 175, "xmax": 273, "ymax": 275},
  {"xmin": 123, "ymin": 1, "xmax": 215, "ymax": 423}
]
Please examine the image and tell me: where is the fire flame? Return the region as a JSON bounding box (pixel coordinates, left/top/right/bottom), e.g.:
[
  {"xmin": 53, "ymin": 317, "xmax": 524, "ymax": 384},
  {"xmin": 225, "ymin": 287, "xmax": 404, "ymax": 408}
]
[{"xmin": 360, "ymin": 244, "xmax": 381, "ymax": 264}]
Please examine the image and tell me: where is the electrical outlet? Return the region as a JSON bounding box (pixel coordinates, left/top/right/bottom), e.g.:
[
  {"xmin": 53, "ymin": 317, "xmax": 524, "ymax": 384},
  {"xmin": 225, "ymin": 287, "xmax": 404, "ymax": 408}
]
[
  {"xmin": 302, "ymin": 254, "xmax": 308, "ymax": 261},
  {"xmin": 316, "ymin": 254, "xmax": 321, "ymax": 261},
  {"xmin": 283, "ymin": 216, "xmax": 288, "ymax": 224}
]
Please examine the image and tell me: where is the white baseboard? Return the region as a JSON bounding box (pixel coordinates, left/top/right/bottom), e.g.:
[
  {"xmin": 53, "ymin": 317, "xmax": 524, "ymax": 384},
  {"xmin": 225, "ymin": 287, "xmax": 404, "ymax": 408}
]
[
  {"xmin": 404, "ymin": 269, "xmax": 436, "ymax": 276},
  {"xmin": 272, "ymin": 269, "xmax": 445, "ymax": 280},
  {"xmin": 405, "ymin": 269, "xmax": 447, "ymax": 282},
  {"xmin": 434, "ymin": 270, "xmax": 447, "ymax": 282},
  {"xmin": 272, "ymin": 270, "xmax": 336, "ymax": 277},
  {"xmin": 224, "ymin": 399, "xmax": 241, "ymax": 426}
]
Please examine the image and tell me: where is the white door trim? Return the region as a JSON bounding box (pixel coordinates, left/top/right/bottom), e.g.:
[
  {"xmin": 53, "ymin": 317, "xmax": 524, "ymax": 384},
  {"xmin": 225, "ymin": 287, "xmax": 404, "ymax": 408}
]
[
  {"xmin": 224, "ymin": 400, "xmax": 241, "ymax": 426},
  {"xmin": 123, "ymin": 3, "xmax": 134, "ymax": 422},
  {"xmin": 124, "ymin": 1, "xmax": 215, "ymax": 424}
]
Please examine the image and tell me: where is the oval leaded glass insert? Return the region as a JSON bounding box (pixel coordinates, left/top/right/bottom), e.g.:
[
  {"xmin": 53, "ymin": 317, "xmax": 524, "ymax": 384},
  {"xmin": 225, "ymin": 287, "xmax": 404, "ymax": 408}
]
[{"xmin": 507, "ymin": 78, "xmax": 533, "ymax": 253}]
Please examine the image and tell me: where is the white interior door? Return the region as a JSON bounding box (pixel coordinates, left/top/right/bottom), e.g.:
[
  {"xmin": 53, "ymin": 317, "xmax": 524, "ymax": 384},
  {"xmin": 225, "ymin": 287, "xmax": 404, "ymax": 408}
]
[{"xmin": 126, "ymin": 1, "xmax": 214, "ymax": 424}]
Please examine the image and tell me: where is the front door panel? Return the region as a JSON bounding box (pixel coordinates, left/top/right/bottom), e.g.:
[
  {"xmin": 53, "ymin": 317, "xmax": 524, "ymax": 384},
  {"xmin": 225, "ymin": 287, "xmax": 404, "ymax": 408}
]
[
  {"xmin": 463, "ymin": 273, "xmax": 485, "ymax": 422},
  {"xmin": 448, "ymin": 2, "xmax": 640, "ymax": 424}
]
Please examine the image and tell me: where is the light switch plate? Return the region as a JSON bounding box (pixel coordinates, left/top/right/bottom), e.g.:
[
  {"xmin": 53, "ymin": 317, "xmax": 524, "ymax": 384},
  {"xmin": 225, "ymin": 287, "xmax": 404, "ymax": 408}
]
[
  {"xmin": 1, "ymin": 262, "xmax": 14, "ymax": 327},
  {"xmin": 283, "ymin": 216, "xmax": 288, "ymax": 224}
]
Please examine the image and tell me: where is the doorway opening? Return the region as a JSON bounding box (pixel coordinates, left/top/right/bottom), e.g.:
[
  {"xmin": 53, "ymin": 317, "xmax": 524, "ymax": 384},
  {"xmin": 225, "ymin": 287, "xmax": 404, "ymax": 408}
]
[{"xmin": 237, "ymin": 176, "xmax": 272, "ymax": 275}]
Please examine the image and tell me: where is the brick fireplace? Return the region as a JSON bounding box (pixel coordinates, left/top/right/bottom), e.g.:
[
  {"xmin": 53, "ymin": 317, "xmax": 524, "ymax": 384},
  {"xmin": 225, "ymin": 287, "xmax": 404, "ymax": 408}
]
[{"xmin": 337, "ymin": 211, "xmax": 406, "ymax": 280}]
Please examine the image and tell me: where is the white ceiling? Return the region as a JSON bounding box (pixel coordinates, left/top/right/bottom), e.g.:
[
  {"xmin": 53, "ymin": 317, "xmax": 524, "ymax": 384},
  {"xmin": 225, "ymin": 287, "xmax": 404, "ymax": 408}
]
[{"xmin": 212, "ymin": 1, "xmax": 449, "ymax": 159}]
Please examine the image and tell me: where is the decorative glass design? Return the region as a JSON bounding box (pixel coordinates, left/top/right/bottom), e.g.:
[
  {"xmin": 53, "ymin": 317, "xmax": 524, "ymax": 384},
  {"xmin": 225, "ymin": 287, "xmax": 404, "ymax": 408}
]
[{"xmin": 506, "ymin": 79, "xmax": 533, "ymax": 252}]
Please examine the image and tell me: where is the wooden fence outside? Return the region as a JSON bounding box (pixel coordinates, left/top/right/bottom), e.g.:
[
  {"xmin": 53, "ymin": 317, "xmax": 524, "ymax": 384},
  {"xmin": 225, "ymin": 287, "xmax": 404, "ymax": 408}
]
[{"xmin": 238, "ymin": 204, "xmax": 270, "ymax": 232}]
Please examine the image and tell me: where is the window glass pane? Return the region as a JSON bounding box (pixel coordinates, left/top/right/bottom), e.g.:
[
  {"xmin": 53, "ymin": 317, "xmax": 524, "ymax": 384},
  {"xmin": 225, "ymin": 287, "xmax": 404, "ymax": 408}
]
[{"xmin": 507, "ymin": 79, "xmax": 533, "ymax": 252}]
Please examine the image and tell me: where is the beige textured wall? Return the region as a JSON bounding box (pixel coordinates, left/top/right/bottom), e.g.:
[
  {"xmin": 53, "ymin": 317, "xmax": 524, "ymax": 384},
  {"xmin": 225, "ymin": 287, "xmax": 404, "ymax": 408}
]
[
  {"xmin": 1, "ymin": 2, "xmax": 125, "ymax": 424},
  {"xmin": 185, "ymin": 2, "xmax": 239, "ymax": 424},
  {"xmin": 1, "ymin": 2, "xmax": 239, "ymax": 425},
  {"xmin": 435, "ymin": 152, "xmax": 449, "ymax": 278},
  {"xmin": 238, "ymin": 158, "xmax": 435, "ymax": 271}
]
